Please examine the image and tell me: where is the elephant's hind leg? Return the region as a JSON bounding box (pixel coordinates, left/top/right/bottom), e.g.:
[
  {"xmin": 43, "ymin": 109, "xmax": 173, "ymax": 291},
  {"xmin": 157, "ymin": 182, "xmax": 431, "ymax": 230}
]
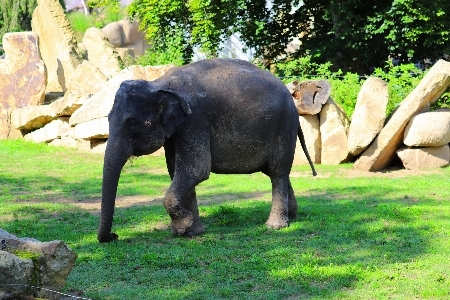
[
  {"xmin": 288, "ymin": 181, "xmax": 298, "ymax": 220},
  {"xmin": 266, "ymin": 176, "xmax": 290, "ymax": 230},
  {"xmin": 170, "ymin": 188, "xmax": 205, "ymax": 236}
]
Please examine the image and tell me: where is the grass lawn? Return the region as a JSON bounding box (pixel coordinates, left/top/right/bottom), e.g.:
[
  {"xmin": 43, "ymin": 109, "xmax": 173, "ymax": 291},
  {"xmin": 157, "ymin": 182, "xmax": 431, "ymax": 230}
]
[{"xmin": 0, "ymin": 139, "xmax": 449, "ymax": 299}]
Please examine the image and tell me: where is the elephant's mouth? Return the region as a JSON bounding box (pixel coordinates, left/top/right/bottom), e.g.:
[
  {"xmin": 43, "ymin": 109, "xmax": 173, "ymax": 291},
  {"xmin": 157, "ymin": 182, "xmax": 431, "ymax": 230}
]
[{"xmin": 132, "ymin": 140, "xmax": 165, "ymax": 157}]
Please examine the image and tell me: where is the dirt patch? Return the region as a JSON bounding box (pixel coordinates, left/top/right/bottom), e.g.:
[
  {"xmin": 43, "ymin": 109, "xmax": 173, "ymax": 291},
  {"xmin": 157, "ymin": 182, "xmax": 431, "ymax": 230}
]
[
  {"xmin": 291, "ymin": 166, "xmax": 444, "ymax": 179},
  {"xmin": 9, "ymin": 166, "xmax": 445, "ymax": 217},
  {"xmin": 291, "ymin": 171, "xmax": 333, "ymax": 178},
  {"xmin": 341, "ymin": 167, "xmax": 444, "ymax": 178},
  {"xmin": 69, "ymin": 196, "xmax": 164, "ymax": 215}
]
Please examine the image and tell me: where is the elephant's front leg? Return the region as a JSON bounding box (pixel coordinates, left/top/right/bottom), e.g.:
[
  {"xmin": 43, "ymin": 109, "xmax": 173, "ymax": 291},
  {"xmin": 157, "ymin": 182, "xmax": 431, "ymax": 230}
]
[
  {"xmin": 164, "ymin": 182, "xmax": 195, "ymax": 235},
  {"xmin": 170, "ymin": 188, "xmax": 205, "ymax": 236},
  {"xmin": 266, "ymin": 176, "xmax": 291, "ymax": 230}
]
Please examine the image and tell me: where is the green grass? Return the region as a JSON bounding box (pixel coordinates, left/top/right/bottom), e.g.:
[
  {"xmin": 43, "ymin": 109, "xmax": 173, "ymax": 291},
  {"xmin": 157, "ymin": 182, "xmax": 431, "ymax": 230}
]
[{"xmin": 1, "ymin": 139, "xmax": 450, "ymax": 299}]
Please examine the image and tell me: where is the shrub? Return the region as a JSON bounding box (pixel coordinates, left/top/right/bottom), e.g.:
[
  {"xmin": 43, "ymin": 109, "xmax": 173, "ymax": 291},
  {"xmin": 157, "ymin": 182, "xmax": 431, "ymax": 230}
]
[
  {"xmin": 272, "ymin": 57, "xmax": 362, "ymax": 118},
  {"xmin": 270, "ymin": 56, "xmax": 449, "ymax": 118},
  {"xmin": 66, "ymin": 5, "xmax": 126, "ymax": 43},
  {"xmin": 66, "ymin": 12, "xmax": 98, "ymax": 42},
  {"xmin": 372, "ymin": 61, "xmax": 424, "ymax": 114}
]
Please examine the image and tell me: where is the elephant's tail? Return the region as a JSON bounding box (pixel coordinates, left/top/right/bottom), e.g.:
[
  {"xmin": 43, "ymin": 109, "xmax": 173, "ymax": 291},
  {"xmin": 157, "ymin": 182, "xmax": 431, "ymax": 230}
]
[{"xmin": 298, "ymin": 127, "xmax": 317, "ymax": 176}]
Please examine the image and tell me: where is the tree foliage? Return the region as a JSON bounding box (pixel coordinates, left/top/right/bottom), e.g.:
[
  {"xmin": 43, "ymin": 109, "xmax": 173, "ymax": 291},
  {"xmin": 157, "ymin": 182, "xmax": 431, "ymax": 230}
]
[
  {"xmin": 92, "ymin": 0, "xmax": 450, "ymax": 71},
  {"xmin": 0, "ymin": 0, "xmax": 65, "ymax": 52},
  {"xmin": 300, "ymin": 0, "xmax": 450, "ymax": 72},
  {"xmin": 0, "ymin": 0, "xmax": 37, "ymax": 49}
]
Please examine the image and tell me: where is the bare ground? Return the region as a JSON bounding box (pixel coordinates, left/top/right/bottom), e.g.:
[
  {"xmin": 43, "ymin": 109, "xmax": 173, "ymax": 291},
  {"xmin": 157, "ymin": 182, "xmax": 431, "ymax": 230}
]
[{"xmin": 10, "ymin": 166, "xmax": 445, "ymax": 216}]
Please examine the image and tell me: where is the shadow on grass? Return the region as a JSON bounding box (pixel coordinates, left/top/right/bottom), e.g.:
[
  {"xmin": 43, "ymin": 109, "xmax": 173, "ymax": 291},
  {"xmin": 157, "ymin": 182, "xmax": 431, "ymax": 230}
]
[{"xmin": 0, "ymin": 171, "xmax": 441, "ymax": 299}]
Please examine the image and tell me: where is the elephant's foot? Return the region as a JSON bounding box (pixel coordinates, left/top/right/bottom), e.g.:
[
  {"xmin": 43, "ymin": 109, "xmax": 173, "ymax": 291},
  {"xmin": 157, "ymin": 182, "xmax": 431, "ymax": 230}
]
[
  {"xmin": 172, "ymin": 221, "xmax": 205, "ymax": 237},
  {"xmin": 288, "ymin": 210, "xmax": 297, "ymax": 220},
  {"xmin": 170, "ymin": 209, "xmax": 194, "ymax": 235},
  {"xmin": 98, "ymin": 232, "xmax": 119, "ymax": 243},
  {"xmin": 266, "ymin": 213, "xmax": 289, "ymax": 230}
]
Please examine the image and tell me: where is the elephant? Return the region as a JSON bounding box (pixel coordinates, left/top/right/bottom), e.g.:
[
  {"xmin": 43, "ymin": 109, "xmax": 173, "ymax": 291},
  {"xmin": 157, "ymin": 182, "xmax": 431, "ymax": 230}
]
[{"xmin": 97, "ymin": 58, "xmax": 317, "ymax": 243}]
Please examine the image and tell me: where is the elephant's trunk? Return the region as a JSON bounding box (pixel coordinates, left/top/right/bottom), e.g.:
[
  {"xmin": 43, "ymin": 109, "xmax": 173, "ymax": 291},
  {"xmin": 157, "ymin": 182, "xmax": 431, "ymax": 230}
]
[{"xmin": 97, "ymin": 139, "xmax": 130, "ymax": 243}]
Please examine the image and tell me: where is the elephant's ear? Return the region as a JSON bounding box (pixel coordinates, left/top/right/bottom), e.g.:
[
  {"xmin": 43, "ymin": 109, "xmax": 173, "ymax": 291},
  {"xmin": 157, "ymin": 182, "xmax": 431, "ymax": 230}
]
[{"xmin": 157, "ymin": 90, "xmax": 192, "ymax": 138}]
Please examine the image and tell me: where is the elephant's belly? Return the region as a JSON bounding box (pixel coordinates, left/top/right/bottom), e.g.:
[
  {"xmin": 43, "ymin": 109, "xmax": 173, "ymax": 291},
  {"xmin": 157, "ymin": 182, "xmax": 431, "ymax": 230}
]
[{"xmin": 210, "ymin": 141, "xmax": 270, "ymax": 174}]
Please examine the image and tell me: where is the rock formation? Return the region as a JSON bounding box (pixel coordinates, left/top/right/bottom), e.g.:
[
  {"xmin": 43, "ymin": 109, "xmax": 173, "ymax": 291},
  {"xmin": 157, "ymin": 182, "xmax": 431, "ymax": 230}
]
[
  {"xmin": 0, "ymin": 228, "xmax": 77, "ymax": 300},
  {"xmin": 396, "ymin": 145, "xmax": 450, "ymax": 170},
  {"xmin": 354, "ymin": 59, "xmax": 450, "ymax": 171},
  {"xmin": 319, "ymin": 97, "xmax": 350, "ymax": 165},
  {"xmin": 101, "ymin": 19, "xmax": 150, "ymax": 59},
  {"xmin": 403, "ymin": 108, "xmax": 450, "ymax": 147},
  {"xmin": 0, "ymin": 32, "xmax": 46, "ymax": 139},
  {"xmin": 294, "ymin": 115, "xmax": 321, "ymax": 164},
  {"xmin": 31, "ymin": 0, "xmax": 83, "ymax": 93},
  {"xmin": 82, "ymin": 27, "xmax": 122, "ymax": 78},
  {"xmin": 347, "ymin": 77, "xmax": 389, "ymax": 156}
]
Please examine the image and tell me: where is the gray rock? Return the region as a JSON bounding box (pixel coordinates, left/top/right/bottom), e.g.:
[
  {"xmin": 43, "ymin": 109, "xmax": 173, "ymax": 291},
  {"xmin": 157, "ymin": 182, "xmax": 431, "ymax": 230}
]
[
  {"xmin": 319, "ymin": 97, "xmax": 350, "ymax": 165},
  {"xmin": 347, "ymin": 77, "xmax": 389, "ymax": 156},
  {"xmin": 0, "ymin": 228, "xmax": 77, "ymax": 300},
  {"xmin": 294, "ymin": 114, "xmax": 321, "ymax": 165},
  {"xmin": 355, "ymin": 59, "xmax": 450, "ymax": 171},
  {"xmin": 403, "ymin": 108, "xmax": 450, "ymax": 147},
  {"xmin": 396, "ymin": 145, "xmax": 450, "ymax": 169}
]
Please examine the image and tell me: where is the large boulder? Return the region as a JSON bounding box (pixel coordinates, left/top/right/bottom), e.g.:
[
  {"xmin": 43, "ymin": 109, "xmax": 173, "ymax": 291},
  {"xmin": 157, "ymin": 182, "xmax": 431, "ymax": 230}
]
[
  {"xmin": 11, "ymin": 61, "xmax": 108, "ymax": 132},
  {"xmin": 319, "ymin": 97, "xmax": 350, "ymax": 165},
  {"xmin": 11, "ymin": 105, "xmax": 57, "ymax": 131},
  {"xmin": 347, "ymin": 77, "xmax": 389, "ymax": 156},
  {"xmin": 396, "ymin": 145, "xmax": 450, "ymax": 170},
  {"xmin": 49, "ymin": 60, "xmax": 109, "ymax": 116},
  {"xmin": 403, "ymin": 108, "xmax": 450, "ymax": 147},
  {"xmin": 0, "ymin": 228, "xmax": 77, "ymax": 300},
  {"xmin": 69, "ymin": 64, "xmax": 174, "ymax": 127},
  {"xmin": 0, "ymin": 32, "xmax": 46, "ymax": 139},
  {"xmin": 31, "ymin": 0, "xmax": 83, "ymax": 93},
  {"xmin": 101, "ymin": 21, "xmax": 123, "ymax": 47},
  {"xmin": 24, "ymin": 117, "xmax": 71, "ymax": 143},
  {"xmin": 82, "ymin": 27, "xmax": 122, "ymax": 78},
  {"xmin": 293, "ymin": 114, "xmax": 321, "ymax": 165},
  {"xmin": 119, "ymin": 19, "xmax": 145, "ymax": 46},
  {"xmin": 74, "ymin": 117, "xmax": 109, "ymax": 139},
  {"xmin": 354, "ymin": 59, "xmax": 450, "ymax": 171},
  {"xmin": 102, "ymin": 19, "xmax": 149, "ymax": 59}
]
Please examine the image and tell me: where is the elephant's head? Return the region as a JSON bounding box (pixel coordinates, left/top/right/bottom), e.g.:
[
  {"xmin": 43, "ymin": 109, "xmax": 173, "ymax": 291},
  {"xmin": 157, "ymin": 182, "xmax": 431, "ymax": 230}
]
[
  {"xmin": 286, "ymin": 79, "xmax": 331, "ymax": 115},
  {"xmin": 97, "ymin": 80, "xmax": 192, "ymax": 243}
]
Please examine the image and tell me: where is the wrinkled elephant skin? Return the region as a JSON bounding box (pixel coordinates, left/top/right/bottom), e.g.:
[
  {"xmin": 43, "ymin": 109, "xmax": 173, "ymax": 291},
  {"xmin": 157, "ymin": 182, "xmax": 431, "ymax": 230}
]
[{"xmin": 98, "ymin": 58, "xmax": 316, "ymax": 243}]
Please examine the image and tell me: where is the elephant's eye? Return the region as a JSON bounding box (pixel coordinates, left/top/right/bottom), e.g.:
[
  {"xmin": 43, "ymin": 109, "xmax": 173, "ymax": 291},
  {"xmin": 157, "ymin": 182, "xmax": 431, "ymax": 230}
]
[{"xmin": 129, "ymin": 119, "xmax": 138, "ymax": 129}]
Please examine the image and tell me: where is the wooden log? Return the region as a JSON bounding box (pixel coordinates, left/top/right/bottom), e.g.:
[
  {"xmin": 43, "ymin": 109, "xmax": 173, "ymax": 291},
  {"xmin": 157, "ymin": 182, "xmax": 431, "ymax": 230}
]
[{"xmin": 286, "ymin": 80, "xmax": 331, "ymax": 115}]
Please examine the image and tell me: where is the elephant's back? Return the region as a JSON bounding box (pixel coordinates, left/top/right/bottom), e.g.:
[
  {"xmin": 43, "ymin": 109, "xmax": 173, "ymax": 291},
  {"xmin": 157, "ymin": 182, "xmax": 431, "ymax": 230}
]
[
  {"xmin": 172, "ymin": 59, "xmax": 292, "ymax": 108},
  {"xmin": 157, "ymin": 58, "xmax": 297, "ymax": 123}
]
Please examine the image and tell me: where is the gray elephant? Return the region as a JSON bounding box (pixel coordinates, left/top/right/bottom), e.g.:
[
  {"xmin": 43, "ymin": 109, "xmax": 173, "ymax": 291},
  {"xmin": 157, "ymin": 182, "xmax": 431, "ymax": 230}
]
[{"xmin": 98, "ymin": 58, "xmax": 316, "ymax": 243}]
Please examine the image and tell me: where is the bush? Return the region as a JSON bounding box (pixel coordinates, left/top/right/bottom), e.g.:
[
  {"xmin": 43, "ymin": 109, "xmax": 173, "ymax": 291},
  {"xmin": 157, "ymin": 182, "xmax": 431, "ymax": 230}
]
[
  {"xmin": 272, "ymin": 57, "xmax": 362, "ymax": 118},
  {"xmin": 66, "ymin": 5, "xmax": 126, "ymax": 43},
  {"xmin": 270, "ymin": 57, "xmax": 449, "ymax": 118},
  {"xmin": 372, "ymin": 61, "xmax": 424, "ymax": 114},
  {"xmin": 66, "ymin": 12, "xmax": 98, "ymax": 42}
]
